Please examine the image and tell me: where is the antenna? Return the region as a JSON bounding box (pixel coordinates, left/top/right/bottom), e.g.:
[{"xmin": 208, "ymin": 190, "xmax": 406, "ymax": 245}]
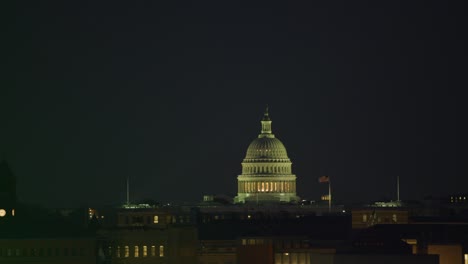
[
  {"xmin": 397, "ymin": 175, "xmax": 400, "ymax": 201},
  {"xmin": 126, "ymin": 175, "xmax": 130, "ymax": 205}
]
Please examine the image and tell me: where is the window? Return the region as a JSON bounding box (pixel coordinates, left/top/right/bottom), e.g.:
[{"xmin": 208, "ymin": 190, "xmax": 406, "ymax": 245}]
[
  {"xmin": 159, "ymin": 245, "xmax": 164, "ymax": 257},
  {"xmin": 55, "ymin": 248, "xmax": 60, "ymax": 256},
  {"xmin": 153, "ymin": 215, "xmax": 159, "ymax": 224},
  {"xmin": 142, "ymin": 246, "xmax": 147, "ymax": 257},
  {"xmin": 362, "ymin": 214, "xmax": 367, "ymax": 222},
  {"xmin": 151, "ymin": 245, "xmax": 156, "ymax": 257},
  {"xmin": 116, "ymin": 246, "xmax": 120, "ymax": 258},
  {"xmin": 124, "ymin": 246, "xmax": 129, "ymax": 258},
  {"xmin": 392, "ymin": 214, "xmax": 398, "ymax": 222},
  {"xmin": 134, "ymin": 246, "xmax": 139, "ymax": 257}
]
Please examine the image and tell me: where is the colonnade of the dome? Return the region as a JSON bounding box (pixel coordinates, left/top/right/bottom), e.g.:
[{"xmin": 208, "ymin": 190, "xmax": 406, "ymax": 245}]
[
  {"xmin": 241, "ymin": 163, "xmax": 291, "ymax": 174},
  {"xmin": 237, "ymin": 181, "xmax": 296, "ymax": 193}
]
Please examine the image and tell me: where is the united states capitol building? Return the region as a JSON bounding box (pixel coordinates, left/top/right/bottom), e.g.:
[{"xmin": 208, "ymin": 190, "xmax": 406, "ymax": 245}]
[{"xmin": 234, "ymin": 107, "xmax": 299, "ymax": 204}]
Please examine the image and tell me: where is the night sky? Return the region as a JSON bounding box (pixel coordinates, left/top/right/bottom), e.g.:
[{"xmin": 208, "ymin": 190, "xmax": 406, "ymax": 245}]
[{"xmin": 4, "ymin": 1, "xmax": 467, "ymax": 207}]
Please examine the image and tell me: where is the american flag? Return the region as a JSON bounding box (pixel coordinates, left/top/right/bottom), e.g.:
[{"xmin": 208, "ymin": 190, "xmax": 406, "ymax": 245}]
[{"xmin": 318, "ymin": 175, "xmax": 329, "ymax": 183}]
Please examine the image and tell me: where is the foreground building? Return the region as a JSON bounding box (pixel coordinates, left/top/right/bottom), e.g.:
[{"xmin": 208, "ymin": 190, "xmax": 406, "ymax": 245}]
[{"xmin": 235, "ymin": 108, "xmax": 299, "ymax": 204}]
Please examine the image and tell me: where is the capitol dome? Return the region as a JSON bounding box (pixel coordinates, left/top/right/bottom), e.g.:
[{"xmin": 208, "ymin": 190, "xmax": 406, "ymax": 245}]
[
  {"xmin": 245, "ymin": 137, "xmax": 289, "ymax": 160},
  {"xmin": 234, "ymin": 108, "xmax": 299, "ymax": 204}
]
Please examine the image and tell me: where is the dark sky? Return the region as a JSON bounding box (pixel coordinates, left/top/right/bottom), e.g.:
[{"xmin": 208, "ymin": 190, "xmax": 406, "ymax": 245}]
[{"xmin": 4, "ymin": 1, "xmax": 467, "ymax": 207}]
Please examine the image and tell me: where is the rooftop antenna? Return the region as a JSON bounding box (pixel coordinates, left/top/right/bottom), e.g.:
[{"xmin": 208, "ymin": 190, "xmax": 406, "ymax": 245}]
[
  {"xmin": 397, "ymin": 175, "xmax": 400, "ymax": 202},
  {"xmin": 126, "ymin": 174, "xmax": 130, "ymax": 205}
]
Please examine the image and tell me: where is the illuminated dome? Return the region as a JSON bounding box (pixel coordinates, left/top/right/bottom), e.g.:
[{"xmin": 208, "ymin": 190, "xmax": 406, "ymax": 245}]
[
  {"xmin": 234, "ymin": 108, "xmax": 299, "ymax": 204},
  {"xmin": 245, "ymin": 137, "xmax": 289, "ymax": 160}
]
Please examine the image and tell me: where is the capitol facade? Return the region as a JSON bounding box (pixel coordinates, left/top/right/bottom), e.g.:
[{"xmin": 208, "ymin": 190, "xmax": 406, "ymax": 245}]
[{"xmin": 234, "ymin": 108, "xmax": 299, "ymax": 204}]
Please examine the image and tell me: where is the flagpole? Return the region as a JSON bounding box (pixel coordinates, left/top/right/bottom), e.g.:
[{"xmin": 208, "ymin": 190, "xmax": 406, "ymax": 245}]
[{"xmin": 328, "ymin": 178, "xmax": 331, "ymax": 213}]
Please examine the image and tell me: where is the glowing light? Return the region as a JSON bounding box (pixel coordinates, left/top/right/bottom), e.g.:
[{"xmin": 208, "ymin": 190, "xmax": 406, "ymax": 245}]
[
  {"xmin": 0, "ymin": 209, "xmax": 6, "ymax": 217},
  {"xmin": 159, "ymin": 245, "xmax": 164, "ymax": 257},
  {"xmin": 284, "ymin": 253, "xmax": 289, "ymax": 256},
  {"xmin": 11, "ymin": 209, "xmax": 15, "ymax": 216},
  {"xmin": 153, "ymin": 215, "xmax": 159, "ymax": 224},
  {"xmin": 124, "ymin": 246, "xmax": 129, "ymax": 258},
  {"xmin": 134, "ymin": 246, "xmax": 139, "ymax": 257}
]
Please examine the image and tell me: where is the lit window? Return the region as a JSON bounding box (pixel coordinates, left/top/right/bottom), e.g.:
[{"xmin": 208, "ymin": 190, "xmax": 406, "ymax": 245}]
[
  {"xmin": 124, "ymin": 246, "xmax": 129, "ymax": 258},
  {"xmin": 0, "ymin": 209, "xmax": 6, "ymax": 217},
  {"xmin": 159, "ymin": 245, "xmax": 164, "ymax": 257},
  {"xmin": 11, "ymin": 209, "xmax": 15, "ymax": 216},
  {"xmin": 151, "ymin": 246, "xmax": 156, "ymax": 257},
  {"xmin": 464, "ymin": 253, "xmax": 467, "ymax": 264},
  {"xmin": 153, "ymin": 215, "xmax": 159, "ymax": 224},
  {"xmin": 142, "ymin": 246, "xmax": 147, "ymax": 257},
  {"xmin": 392, "ymin": 214, "xmax": 398, "ymax": 222},
  {"xmin": 362, "ymin": 214, "xmax": 367, "ymax": 222},
  {"xmin": 116, "ymin": 246, "xmax": 120, "ymax": 258},
  {"xmin": 134, "ymin": 246, "xmax": 139, "ymax": 257}
]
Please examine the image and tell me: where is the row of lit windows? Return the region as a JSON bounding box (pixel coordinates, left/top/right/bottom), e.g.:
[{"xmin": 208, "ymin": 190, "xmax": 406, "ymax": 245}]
[
  {"xmin": 362, "ymin": 214, "xmax": 398, "ymax": 223},
  {"xmin": 243, "ymin": 165, "xmax": 290, "ymax": 174},
  {"xmin": 239, "ymin": 181, "xmax": 294, "ymax": 193},
  {"xmin": 124, "ymin": 215, "xmax": 190, "ymax": 225},
  {"xmin": 0, "ymin": 248, "xmax": 87, "ymax": 257},
  {"xmin": 108, "ymin": 245, "xmax": 164, "ymax": 258},
  {"xmin": 450, "ymin": 196, "xmax": 467, "ymax": 202},
  {"xmin": 274, "ymin": 252, "xmax": 310, "ymax": 263}
]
